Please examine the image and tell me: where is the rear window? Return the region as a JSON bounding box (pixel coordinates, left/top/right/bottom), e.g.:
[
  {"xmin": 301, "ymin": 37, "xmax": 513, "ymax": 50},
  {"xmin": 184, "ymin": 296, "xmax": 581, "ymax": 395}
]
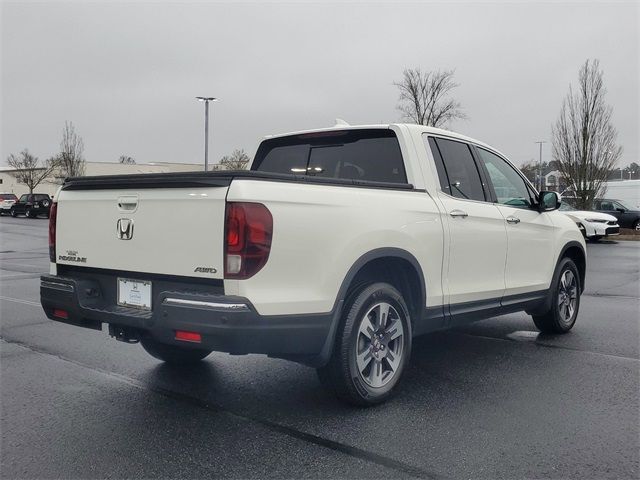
[
  {"xmin": 252, "ymin": 129, "xmax": 408, "ymax": 184},
  {"xmin": 0, "ymin": 194, "xmax": 17, "ymax": 200}
]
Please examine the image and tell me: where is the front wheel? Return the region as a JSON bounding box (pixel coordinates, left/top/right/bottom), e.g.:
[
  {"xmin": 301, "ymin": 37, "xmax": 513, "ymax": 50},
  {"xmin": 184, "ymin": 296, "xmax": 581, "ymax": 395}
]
[
  {"xmin": 140, "ymin": 337, "xmax": 212, "ymax": 364},
  {"xmin": 532, "ymin": 257, "xmax": 581, "ymax": 334},
  {"xmin": 317, "ymin": 282, "xmax": 412, "ymax": 406},
  {"xmin": 634, "ymin": 220, "xmax": 640, "ymax": 232},
  {"xmin": 10, "ymin": 209, "xmax": 17, "ymax": 218}
]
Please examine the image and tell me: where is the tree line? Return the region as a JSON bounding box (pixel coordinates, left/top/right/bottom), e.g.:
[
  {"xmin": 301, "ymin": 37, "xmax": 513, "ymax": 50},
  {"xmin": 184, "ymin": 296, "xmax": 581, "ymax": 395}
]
[
  {"xmin": 7, "ymin": 121, "xmax": 86, "ymax": 193},
  {"xmin": 6, "ymin": 121, "xmax": 251, "ymax": 193}
]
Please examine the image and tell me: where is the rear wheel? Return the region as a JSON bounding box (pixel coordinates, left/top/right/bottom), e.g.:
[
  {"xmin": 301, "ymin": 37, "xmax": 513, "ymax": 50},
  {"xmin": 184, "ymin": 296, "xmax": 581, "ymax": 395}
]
[
  {"xmin": 24, "ymin": 208, "xmax": 33, "ymax": 218},
  {"xmin": 532, "ymin": 257, "xmax": 581, "ymax": 334},
  {"xmin": 140, "ymin": 337, "xmax": 211, "ymax": 364},
  {"xmin": 634, "ymin": 220, "xmax": 640, "ymax": 232},
  {"xmin": 10, "ymin": 209, "xmax": 17, "ymax": 217},
  {"xmin": 316, "ymin": 282, "xmax": 412, "ymax": 406}
]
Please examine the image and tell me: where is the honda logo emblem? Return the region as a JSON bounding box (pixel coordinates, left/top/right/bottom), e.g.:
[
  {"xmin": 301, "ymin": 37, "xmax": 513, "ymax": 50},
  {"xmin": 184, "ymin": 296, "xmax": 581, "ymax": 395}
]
[{"xmin": 116, "ymin": 218, "xmax": 134, "ymax": 240}]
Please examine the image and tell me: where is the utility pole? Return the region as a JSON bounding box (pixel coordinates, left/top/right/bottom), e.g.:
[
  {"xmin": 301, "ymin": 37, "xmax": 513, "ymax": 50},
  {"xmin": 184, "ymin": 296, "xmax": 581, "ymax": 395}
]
[
  {"xmin": 535, "ymin": 141, "xmax": 546, "ymax": 191},
  {"xmin": 196, "ymin": 97, "xmax": 219, "ymax": 171}
]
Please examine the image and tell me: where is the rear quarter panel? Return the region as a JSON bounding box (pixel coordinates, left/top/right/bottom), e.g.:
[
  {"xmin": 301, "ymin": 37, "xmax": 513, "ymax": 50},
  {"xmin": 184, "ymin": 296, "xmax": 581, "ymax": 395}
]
[{"xmin": 225, "ymin": 180, "xmax": 445, "ymax": 316}]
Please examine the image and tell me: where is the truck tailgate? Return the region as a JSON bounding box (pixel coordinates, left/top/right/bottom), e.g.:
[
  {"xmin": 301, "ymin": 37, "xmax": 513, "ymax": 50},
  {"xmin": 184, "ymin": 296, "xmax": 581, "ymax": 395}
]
[{"xmin": 55, "ymin": 185, "xmax": 228, "ymax": 280}]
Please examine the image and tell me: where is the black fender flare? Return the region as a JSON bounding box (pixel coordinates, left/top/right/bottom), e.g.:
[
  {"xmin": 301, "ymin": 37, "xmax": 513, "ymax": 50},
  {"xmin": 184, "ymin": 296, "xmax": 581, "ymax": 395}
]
[
  {"xmin": 313, "ymin": 247, "xmax": 426, "ymax": 367},
  {"xmin": 556, "ymin": 240, "xmax": 587, "ymax": 293}
]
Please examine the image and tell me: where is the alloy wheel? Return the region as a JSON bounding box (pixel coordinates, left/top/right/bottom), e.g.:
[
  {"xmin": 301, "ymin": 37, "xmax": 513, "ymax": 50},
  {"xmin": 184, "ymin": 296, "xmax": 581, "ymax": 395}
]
[
  {"xmin": 355, "ymin": 302, "xmax": 405, "ymax": 388},
  {"xmin": 557, "ymin": 270, "xmax": 578, "ymax": 325}
]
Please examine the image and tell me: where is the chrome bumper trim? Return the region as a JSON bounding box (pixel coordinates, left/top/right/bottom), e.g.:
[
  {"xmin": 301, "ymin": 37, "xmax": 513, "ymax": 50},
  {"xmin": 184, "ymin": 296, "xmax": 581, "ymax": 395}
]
[
  {"xmin": 163, "ymin": 297, "xmax": 250, "ymax": 311},
  {"xmin": 41, "ymin": 280, "xmax": 75, "ymax": 292}
]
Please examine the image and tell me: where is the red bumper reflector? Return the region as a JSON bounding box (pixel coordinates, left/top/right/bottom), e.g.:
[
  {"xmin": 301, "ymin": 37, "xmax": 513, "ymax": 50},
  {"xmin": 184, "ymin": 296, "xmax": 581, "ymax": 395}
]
[
  {"xmin": 53, "ymin": 309, "xmax": 68, "ymax": 320},
  {"xmin": 175, "ymin": 330, "xmax": 202, "ymax": 343}
]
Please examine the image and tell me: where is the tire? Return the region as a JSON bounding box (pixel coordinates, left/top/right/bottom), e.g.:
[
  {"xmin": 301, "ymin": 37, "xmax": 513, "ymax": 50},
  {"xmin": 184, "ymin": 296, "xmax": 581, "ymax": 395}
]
[
  {"xmin": 10, "ymin": 209, "xmax": 17, "ymax": 218},
  {"xmin": 634, "ymin": 220, "xmax": 640, "ymax": 232},
  {"xmin": 532, "ymin": 257, "xmax": 581, "ymax": 334},
  {"xmin": 41, "ymin": 199, "xmax": 51, "ymax": 208},
  {"xmin": 316, "ymin": 282, "xmax": 412, "ymax": 406},
  {"xmin": 24, "ymin": 208, "xmax": 32, "ymax": 218},
  {"xmin": 140, "ymin": 337, "xmax": 211, "ymax": 364}
]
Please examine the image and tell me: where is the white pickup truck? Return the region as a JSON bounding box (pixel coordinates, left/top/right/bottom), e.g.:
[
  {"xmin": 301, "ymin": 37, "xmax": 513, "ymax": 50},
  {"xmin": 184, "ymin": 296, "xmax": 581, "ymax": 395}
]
[{"xmin": 41, "ymin": 124, "xmax": 586, "ymax": 405}]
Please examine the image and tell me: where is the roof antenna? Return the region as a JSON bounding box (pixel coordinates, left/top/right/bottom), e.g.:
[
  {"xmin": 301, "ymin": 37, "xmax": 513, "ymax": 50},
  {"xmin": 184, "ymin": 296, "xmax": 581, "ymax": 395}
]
[{"xmin": 334, "ymin": 118, "xmax": 350, "ymax": 127}]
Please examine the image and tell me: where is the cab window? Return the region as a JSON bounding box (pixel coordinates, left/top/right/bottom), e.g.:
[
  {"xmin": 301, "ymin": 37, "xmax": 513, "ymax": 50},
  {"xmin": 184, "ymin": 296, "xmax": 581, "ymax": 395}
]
[
  {"xmin": 476, "ymin": 148, "xmax": 534, "ymax": 208},
  {"xmin": 253, "ymin": 129, "xmax": 408, "ymax": 184},
  {"xmin": 429, "ymin": 137, "xmax": 487, "ymax": 202}
]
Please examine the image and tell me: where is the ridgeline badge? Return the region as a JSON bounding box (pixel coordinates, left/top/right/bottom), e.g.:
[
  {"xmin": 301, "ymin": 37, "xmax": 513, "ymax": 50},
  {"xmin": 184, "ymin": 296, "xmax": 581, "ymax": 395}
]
[{"xmin": 59, "ymin": 250, "xmax": 87, "ymax": 263}]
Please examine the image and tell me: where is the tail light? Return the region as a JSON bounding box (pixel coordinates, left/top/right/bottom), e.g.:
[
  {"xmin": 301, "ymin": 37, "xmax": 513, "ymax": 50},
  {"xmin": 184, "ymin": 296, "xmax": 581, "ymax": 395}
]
[
  {"xmin": 49, "ymin": 202, "xmax": 58, "ymax": 263},
  {"xmin": 224, "ymin": 202, "xmax": 273, "ymax": 279}
]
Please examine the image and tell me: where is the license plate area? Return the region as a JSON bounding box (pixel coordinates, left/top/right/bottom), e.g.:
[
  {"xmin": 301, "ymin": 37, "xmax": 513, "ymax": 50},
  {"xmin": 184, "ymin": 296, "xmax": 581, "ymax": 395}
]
[{"xmin": 117, "ymin": 278, "xmax": 152, "ymax": 310}]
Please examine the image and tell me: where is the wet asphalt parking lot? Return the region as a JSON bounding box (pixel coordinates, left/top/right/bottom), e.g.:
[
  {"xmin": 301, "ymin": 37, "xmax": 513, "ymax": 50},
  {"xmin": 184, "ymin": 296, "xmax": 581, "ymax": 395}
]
[{"xmin": 1, "ymin": 214, "xmax": 638, "ymax": 479}]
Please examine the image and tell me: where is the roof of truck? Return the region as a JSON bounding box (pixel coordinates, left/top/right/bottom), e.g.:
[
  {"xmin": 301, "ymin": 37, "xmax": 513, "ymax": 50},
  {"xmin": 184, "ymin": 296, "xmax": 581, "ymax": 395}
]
[{"xmin": 263, "ymin": 123, "xmax": 499, "ymax": 154}]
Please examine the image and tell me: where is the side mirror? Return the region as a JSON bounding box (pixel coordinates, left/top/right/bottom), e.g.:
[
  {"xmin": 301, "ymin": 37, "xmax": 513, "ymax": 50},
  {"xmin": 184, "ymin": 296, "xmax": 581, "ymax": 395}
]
[{"xmin": 538, "ymin": 191, "xmax": 560, "ymax": 212}]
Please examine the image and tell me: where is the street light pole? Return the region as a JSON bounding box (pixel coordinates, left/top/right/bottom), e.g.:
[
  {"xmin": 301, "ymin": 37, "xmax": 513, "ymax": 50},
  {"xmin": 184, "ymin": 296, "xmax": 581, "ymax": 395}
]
[
  {"xmin": 196, "ymin": 96, "xmax": 219, "ymax": 171},
  {"xmin": 535, "ymin": 141, "xmax": 546, "ymax": 191}
]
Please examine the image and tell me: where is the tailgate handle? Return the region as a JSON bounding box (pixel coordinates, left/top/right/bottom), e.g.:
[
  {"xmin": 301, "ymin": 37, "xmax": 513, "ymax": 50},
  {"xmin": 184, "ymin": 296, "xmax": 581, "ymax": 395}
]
[{"xmin": 117, "ymin": 195, "xmax": 139, "ymax": 211}]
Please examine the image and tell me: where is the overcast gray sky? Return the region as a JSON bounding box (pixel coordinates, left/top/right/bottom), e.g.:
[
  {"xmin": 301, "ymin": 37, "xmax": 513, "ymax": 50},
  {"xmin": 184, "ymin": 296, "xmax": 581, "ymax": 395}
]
[{"xmin": 1, "ymin": 0, "xmax": 638, "ymax": 168}]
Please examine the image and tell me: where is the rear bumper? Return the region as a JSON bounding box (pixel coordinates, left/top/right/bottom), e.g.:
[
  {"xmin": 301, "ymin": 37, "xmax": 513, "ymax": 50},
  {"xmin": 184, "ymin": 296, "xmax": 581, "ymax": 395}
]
[{"xmin": 40, "ymin": 273, "xmax": 333, "ymax": 364}]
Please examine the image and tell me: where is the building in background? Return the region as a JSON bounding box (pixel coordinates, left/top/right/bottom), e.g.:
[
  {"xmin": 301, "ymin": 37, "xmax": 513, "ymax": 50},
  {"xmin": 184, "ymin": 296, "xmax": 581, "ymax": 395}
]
[{"xmin": 0, "ymin": 161, "xmax": 214, "ymax": 196}]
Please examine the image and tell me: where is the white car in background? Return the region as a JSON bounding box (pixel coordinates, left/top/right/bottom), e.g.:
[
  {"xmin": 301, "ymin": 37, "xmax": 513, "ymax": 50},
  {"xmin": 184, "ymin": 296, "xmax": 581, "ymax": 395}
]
[
  {"xmin": 0, "ymin": 193, "xmax": 18, "ymax": 215},
  {"xmin": 559, "ymin": 203, "xmax": 619, "ymax": 241}
]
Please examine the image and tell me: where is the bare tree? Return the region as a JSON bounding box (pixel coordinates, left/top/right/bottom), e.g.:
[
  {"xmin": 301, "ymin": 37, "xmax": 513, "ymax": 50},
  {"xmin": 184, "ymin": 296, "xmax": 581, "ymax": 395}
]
[
  {"xmin": 118, "ymin": 155, "xmax": 136, "ymax": 165},
  {"xmin": 7, "ymin": 149, "xmax": 56, "ymax": 193},
  {"xmin": 394, "ymin": 68, "xmax": 466, "ymax": 127},
  {"xmin": 552, "ymin": 59, "xmax": 622, "ymax": 209},
  {"xmin": 52, "ymin": 121, "xmax": 86, "ymax": 179},
  {"xmin": 219, "ymin": 149, "xmax": 251, "ymax": 170}
]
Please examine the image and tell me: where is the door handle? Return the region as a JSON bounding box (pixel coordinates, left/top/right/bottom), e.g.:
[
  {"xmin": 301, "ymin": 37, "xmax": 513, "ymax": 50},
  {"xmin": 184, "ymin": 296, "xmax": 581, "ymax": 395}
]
[
  {"xmin": 449, "ymin": 209, "xmax": 468, "ymax": 218},
  {"xmin": 506, "ymin": 216, "xmax": 520, "ymax": 224}
]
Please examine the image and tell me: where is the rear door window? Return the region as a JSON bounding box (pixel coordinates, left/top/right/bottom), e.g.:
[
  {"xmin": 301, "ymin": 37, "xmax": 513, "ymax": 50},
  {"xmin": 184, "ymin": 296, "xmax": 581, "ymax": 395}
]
[
  {"xmin": 253, "ymin": 129, "xmax": 408, "ymax": 184},
  {"xmin": 430, "ymin": 138, "xmax": 486, "ymax": 201}
]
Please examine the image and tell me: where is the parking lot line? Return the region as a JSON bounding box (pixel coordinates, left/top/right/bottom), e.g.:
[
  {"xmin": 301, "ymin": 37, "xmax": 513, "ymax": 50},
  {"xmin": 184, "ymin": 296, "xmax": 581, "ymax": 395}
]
[{"xmin": 0, "ymin": 296, "xmax": 41, "ymax": 307}]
